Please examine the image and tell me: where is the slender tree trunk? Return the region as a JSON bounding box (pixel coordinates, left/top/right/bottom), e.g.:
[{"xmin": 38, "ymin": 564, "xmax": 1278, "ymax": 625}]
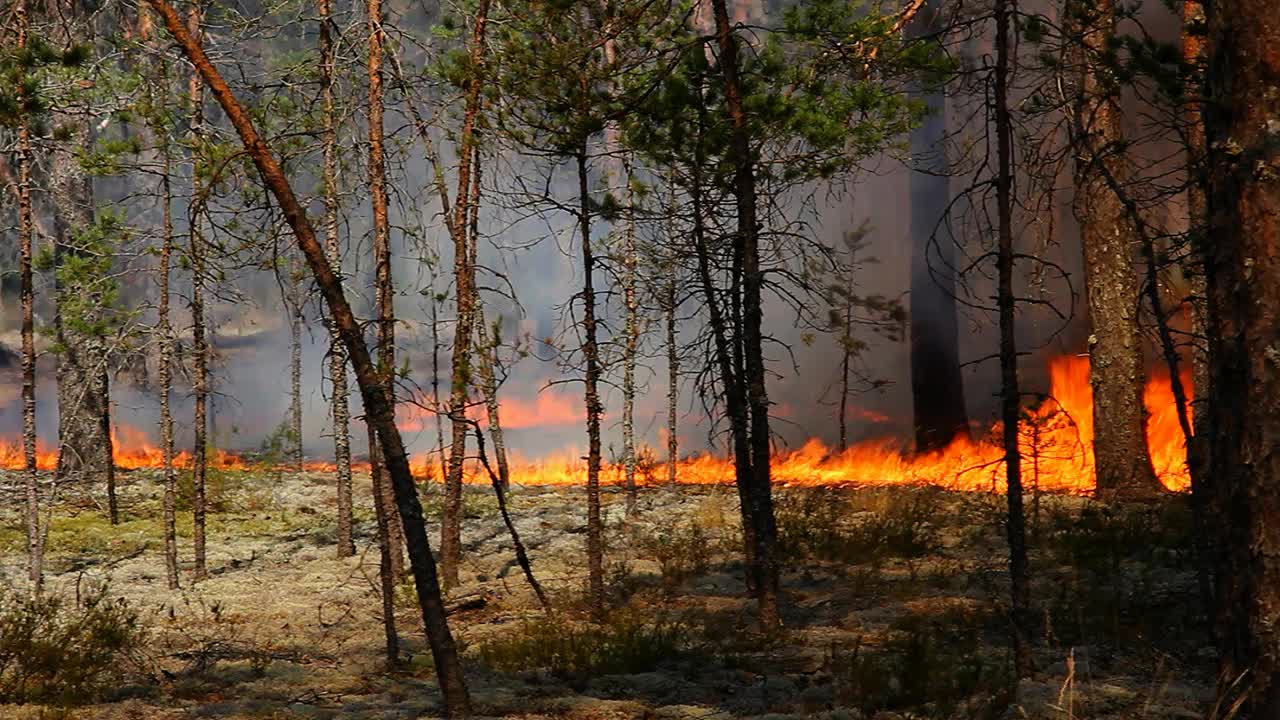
[
  {"xmin": 289, "ymin": 254, "xmax": 304, "ymax": 474},
  {"xmin": 710, "ymin": 0, "xmax": 781, "ymax": 630},
  {"xmin": 1070, "ymin": 0, "xmax": 1161, "ymax": 500},
  {"xmin": 319, "ymin": 0, "xmax": 355, "ymax": 558},
  {"xmin": 366, "ymin": 0, "xmax": 405, "ymax": 581},
  {"xmin": 689, "ymin": 79, "xmax": 757, "ymax": 586},
  {"xmin": 472, "ymin": 425, "xmax": 548, "ymax": 611},
  {"xmin": 994, "ymin": 0, "xmax": 1032, "ymax": 678},
  {"xmin": 102, "ymin": 369, "xmax": 117, "ymax": 524},
  {"xmin": 839, "ymin": 298, "xmax": 853, "ymax": 452},
  {"xmin": 433, "ymin": 296, "xmax": 447, "ymax": 484},
  {"xmin": 622, "ymin": 164, "xmax": 639, "ymax": 508},
  {"xmin": 576, "ymin": 149, "xmax": 606, "ymax": 619},
  {"xmin": 51, "ymin": 0, "xmax": 112, "ymax": 493},
  {"xmin": 145, "ymin": 4, "xmax": 472, "ymax": 712},
  {"xmin": 907, "ymin": 0, "xmax": 968, "ymax": 454},
  {"xmin": 441, "ymin": 0, "xmax": 491, "ymax": 590},
  {"xmin": 139, "ymin": 4, "xmax": 181, "ymax": 586},
  {"xmin": 16, "ymin": 0, "xmax": 42, "ymax": 595},
  {"xmin": 367, "ymin": 421, "xmax": 400, "ymax": 664},
  {"xmin": 665, "ymin": 259, "xmax": 679, "ymax": 486},
  {"xmin": 188, "ymin": 0, "xmax": 209, "ymax": 581},
  {"xmin": 1202, "ymin": 0, "xmax": 1280, "ymax": 713}
]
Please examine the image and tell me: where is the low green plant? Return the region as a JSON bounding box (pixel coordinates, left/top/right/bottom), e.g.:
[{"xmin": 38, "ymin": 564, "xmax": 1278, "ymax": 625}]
[
  {"xmin": 0, "ymin": 585, "xmax": 144, "ymax": 705},
  {"xmin": 475, "ymin": 610, "xmax": 693, "ymax": 677},
  {"xmin": 776, "ymin": 487, "xmax": 942, "ymax": 565},
  {"xmin": 633, "ymin": 522, "xmax": 716, "ymax": 592}
]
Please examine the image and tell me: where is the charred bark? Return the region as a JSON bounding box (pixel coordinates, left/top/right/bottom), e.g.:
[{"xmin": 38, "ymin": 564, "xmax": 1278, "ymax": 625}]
[
  {"xmin": 1201, "ymin": 0, "xmax": 1280, "ymax": 713},
  {"xmin": 145, "ymin": 2, "xmax": 472, "ymax": 711},
  {"xmin": 907, "ymin": 0, "xmax": 969, "ymax": 453},
  {"xmin": 1069, "ymin": 0, "xmax": 1161, "ymax": 499}
]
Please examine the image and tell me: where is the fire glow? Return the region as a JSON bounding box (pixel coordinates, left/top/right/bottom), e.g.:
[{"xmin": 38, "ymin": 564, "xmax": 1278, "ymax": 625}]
[{"xmin": 0, "ymin": 356, "xmax": 1189, "ymax": 494}]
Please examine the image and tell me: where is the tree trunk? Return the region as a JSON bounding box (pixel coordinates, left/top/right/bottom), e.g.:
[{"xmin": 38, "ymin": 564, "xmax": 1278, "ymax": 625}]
[
  {"xmin": 994, "ymin": 0, "xmax": 1032, "ymax": 678},
  {"xmin": 367, "ymin": 421, "xmax": 401, "ymax": 664},
  {"xmin": 101, "ymin": 368, "xmax": 117, "ymax": 524},
  {"xmin": 139, "ymin": 4, "xmax": 181, "ymax": 587},
  {"xmin": 16, "ymin": 0, "xmax": 43, "ymax": 595},
  {"xmin": 188, "ymin": 0, "xmax": 209, "ymax": 582},
  {"xmin": 144, "ymin": 3, "xmax": 473, "ymax": 712},
  {"xmin": 367, "ymin": 0, "xmax": 406, "ymax": 581},
  {"xmin": 665, "ymin": 261, "xmax": 679, "ymax": 486},
  {"xmin": 441, "ymin": 0, "xmax": 491, "ymax": 590},
  {"xmin": 289, "ymin": 254, "xmax": 304, "ymax": 474},
  {"xmin": 622, "ymin": 165, "xmax": 639, "ymax": 509},
  {"xmin": 51, "ymin": 0, "xmax": 112, "ymax": 493},
  {"xmin": 710, "ymin": 0, "xmax": 781, "ymax": 630},
  {"xmin": 839, "ymin": 295, "xmax": 853, "ymax": 452},
  {"xmin": 907, "ymin": 0, "xmax": 969, "ymax": 454},
  {"xmin": 1202, "ymin": 0, "xmax": 1280, "ymax": 713},
  {"xmin": 319, "ymin": 0, "xmax": 355, "ymax": 558},
  {"xmin": 1070, "ymin": 0, "xmax": 1161, "ymax": 500},
  {"xmin": 576, "ymin": 149, "xmax": 606, "ymax": 619}
]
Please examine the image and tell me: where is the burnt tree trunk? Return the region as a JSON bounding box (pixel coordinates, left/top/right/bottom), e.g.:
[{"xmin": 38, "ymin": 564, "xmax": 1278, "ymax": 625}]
[
  {"xmin": 145, "ymin": 2, "xmax": 472, "ymax": 712},
  {"xmin": 1202, "ymin": 0, "xmax": 1280, "ymax": 713},
  {"xmin": 907, "ymin": 0, "xmax": 969, "ymax": 453},
  {"xmin": 288, "ymin": 253, "xmax": 304, "ymax": 474},
  {"xmin": 995, "ymin": 0, "xmax": 1033, "ymax": 678},
  {"xmin": 710, "ymin": 0, "xmax": 781, "ymax": 630},
  {"xmin": 665, "ymin": 251, "xmax": 679, "ymax": 486},
  {"xmin": 1070, "ymin": 0, "xmax": 1161, "ymax": 499},
  {"xmin": 318, "ymin": 0, "xmax": 355, "ymax": 558}
]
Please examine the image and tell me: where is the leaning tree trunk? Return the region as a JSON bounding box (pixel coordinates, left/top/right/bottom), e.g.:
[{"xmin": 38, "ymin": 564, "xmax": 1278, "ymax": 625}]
[
  {"xmin": 441, "ymin": 0, "xmax": 491, "ymax": 590},
  {"xmin": 907, "ymin": 0, "xmax": 969, "ymax": 453},
  {"xmin": 575, "ymin": 148, "xmax": 607, "ymax": 619},
  {"xmin": 1070, "ymin": 0, "xmax": 1161, "ymax": 500},
  {"xmin": 710, "ymin": 0, "xmax": 781, "ymax": 630},
  {"xmin": 994, "ymin": 0, "xmax": 1032, "ymax": 679},
  {"xmin": 318, "ymin": 0, "xmax": 355, "ymax": 558},
  {"xmin": 145, "ymin": 2, "xmax": 473, "ymax": 713},
  {"xmin": 15, "ymin": 0, "xmax": 43, "ymax": 595},
  {"xmin": 1202, "ymin": 0, "xmax": 1280, "ymax": 713},
  {"xmin": 188, "ymin": 0, "xmax": 210, "ymax": 581}
]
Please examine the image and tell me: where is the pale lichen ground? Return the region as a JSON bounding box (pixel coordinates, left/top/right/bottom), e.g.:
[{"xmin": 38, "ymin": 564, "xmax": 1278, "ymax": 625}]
[{"xmin": 0, "ymin": 468, "xmax": 1214, "ymax": 719}]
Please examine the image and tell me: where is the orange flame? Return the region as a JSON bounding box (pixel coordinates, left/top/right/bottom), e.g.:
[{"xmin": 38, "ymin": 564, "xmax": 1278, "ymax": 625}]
[{"xmin": 0, "ymin": 355, "xmax": 1190, "ymax": 494}]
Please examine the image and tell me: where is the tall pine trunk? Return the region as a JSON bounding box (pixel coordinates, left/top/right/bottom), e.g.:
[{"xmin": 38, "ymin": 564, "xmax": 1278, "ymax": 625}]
[
  {"xmin": 366, "ymin": 0, "xmax": 405, "ymax": 661},
  {"xmin": 319, "ymin": 0, "xmax": 355, "ymax": 558},
  {"xmin": 289, "ymin": 254, "xmax": 303, "ymax": 474},
  {"xmin": 1202, "ymin": 0, "xmax": 1280, "ymax": 713},
  {"xmin": 441, "ymin": 0, "xmax": 491, "ymax": 589},
  {"xmin": 1070, "ymin": 0, "xmax": 1161, "ymax": 499},
  {"xmin": 576, "ymin": 148, "xmax": 606, "ymax": 619},
  {"xmin": 16, "ymin": 0, "xmax": 43, "ymax": 595},
  {"xmin": 145, "ymin": 3, "xmax": 473, "ymax": 712},
  {"xmin": 665, "ymin": 259, "xmax": 679, "ymax": 486},
  {"xmin": 188, "ymin": 0, "xmax": 210, "ymax": 581},
  {"xmin": 907, "ymin": 0, "xmax": 969, "ymax": 453},
  {"xmin": 51, "ymin": 0, "xmax": 112, "ymax": 493},
  {"xmin": 994, "ymin": 0, "xmax": 1032, "ymax": 678},
  {"xmin": 710, "ymin": 0, "xmax": 781, "ymax": 630},
  {"xmin": 621, "ymin": 167, "xmax": 639, "ymax": 508}
]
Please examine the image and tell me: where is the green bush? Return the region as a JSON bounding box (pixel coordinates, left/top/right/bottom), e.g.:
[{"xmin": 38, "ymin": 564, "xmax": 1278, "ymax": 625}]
[{"xmin": 0, "ymin": 585, "xmax": 144, "ymax": 705}]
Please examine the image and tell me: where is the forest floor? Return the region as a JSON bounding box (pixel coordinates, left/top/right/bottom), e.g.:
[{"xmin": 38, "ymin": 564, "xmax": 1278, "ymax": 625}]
[{"xmin": 0, "ymin": 466, "xmax": 1214, "ymax": 719}]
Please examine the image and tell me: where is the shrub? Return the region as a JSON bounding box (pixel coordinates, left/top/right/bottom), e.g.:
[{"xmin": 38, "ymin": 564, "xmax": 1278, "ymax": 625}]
[
  {"xmin": 0, "ymin": 585, "xmax": 143, "ymax": 705},
  {"xmin": 776, "ymin": 488, "xmax": 942, "ymax": 565},
  {"xmin": 475, "ymin": 611, "xmax": 692, "ymax": 677}
]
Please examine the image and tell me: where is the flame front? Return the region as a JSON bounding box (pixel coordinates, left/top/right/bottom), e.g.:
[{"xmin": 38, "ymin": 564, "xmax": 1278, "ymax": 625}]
[{"xmin": 0, "ymin": 355, "xmax": 1190, "ymax": 494}]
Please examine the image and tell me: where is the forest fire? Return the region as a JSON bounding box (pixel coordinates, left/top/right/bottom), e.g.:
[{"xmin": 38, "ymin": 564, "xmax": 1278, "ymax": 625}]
[{"xmin": 0, "ymin": 355, "xmax": 1189, "ymax": 494}]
